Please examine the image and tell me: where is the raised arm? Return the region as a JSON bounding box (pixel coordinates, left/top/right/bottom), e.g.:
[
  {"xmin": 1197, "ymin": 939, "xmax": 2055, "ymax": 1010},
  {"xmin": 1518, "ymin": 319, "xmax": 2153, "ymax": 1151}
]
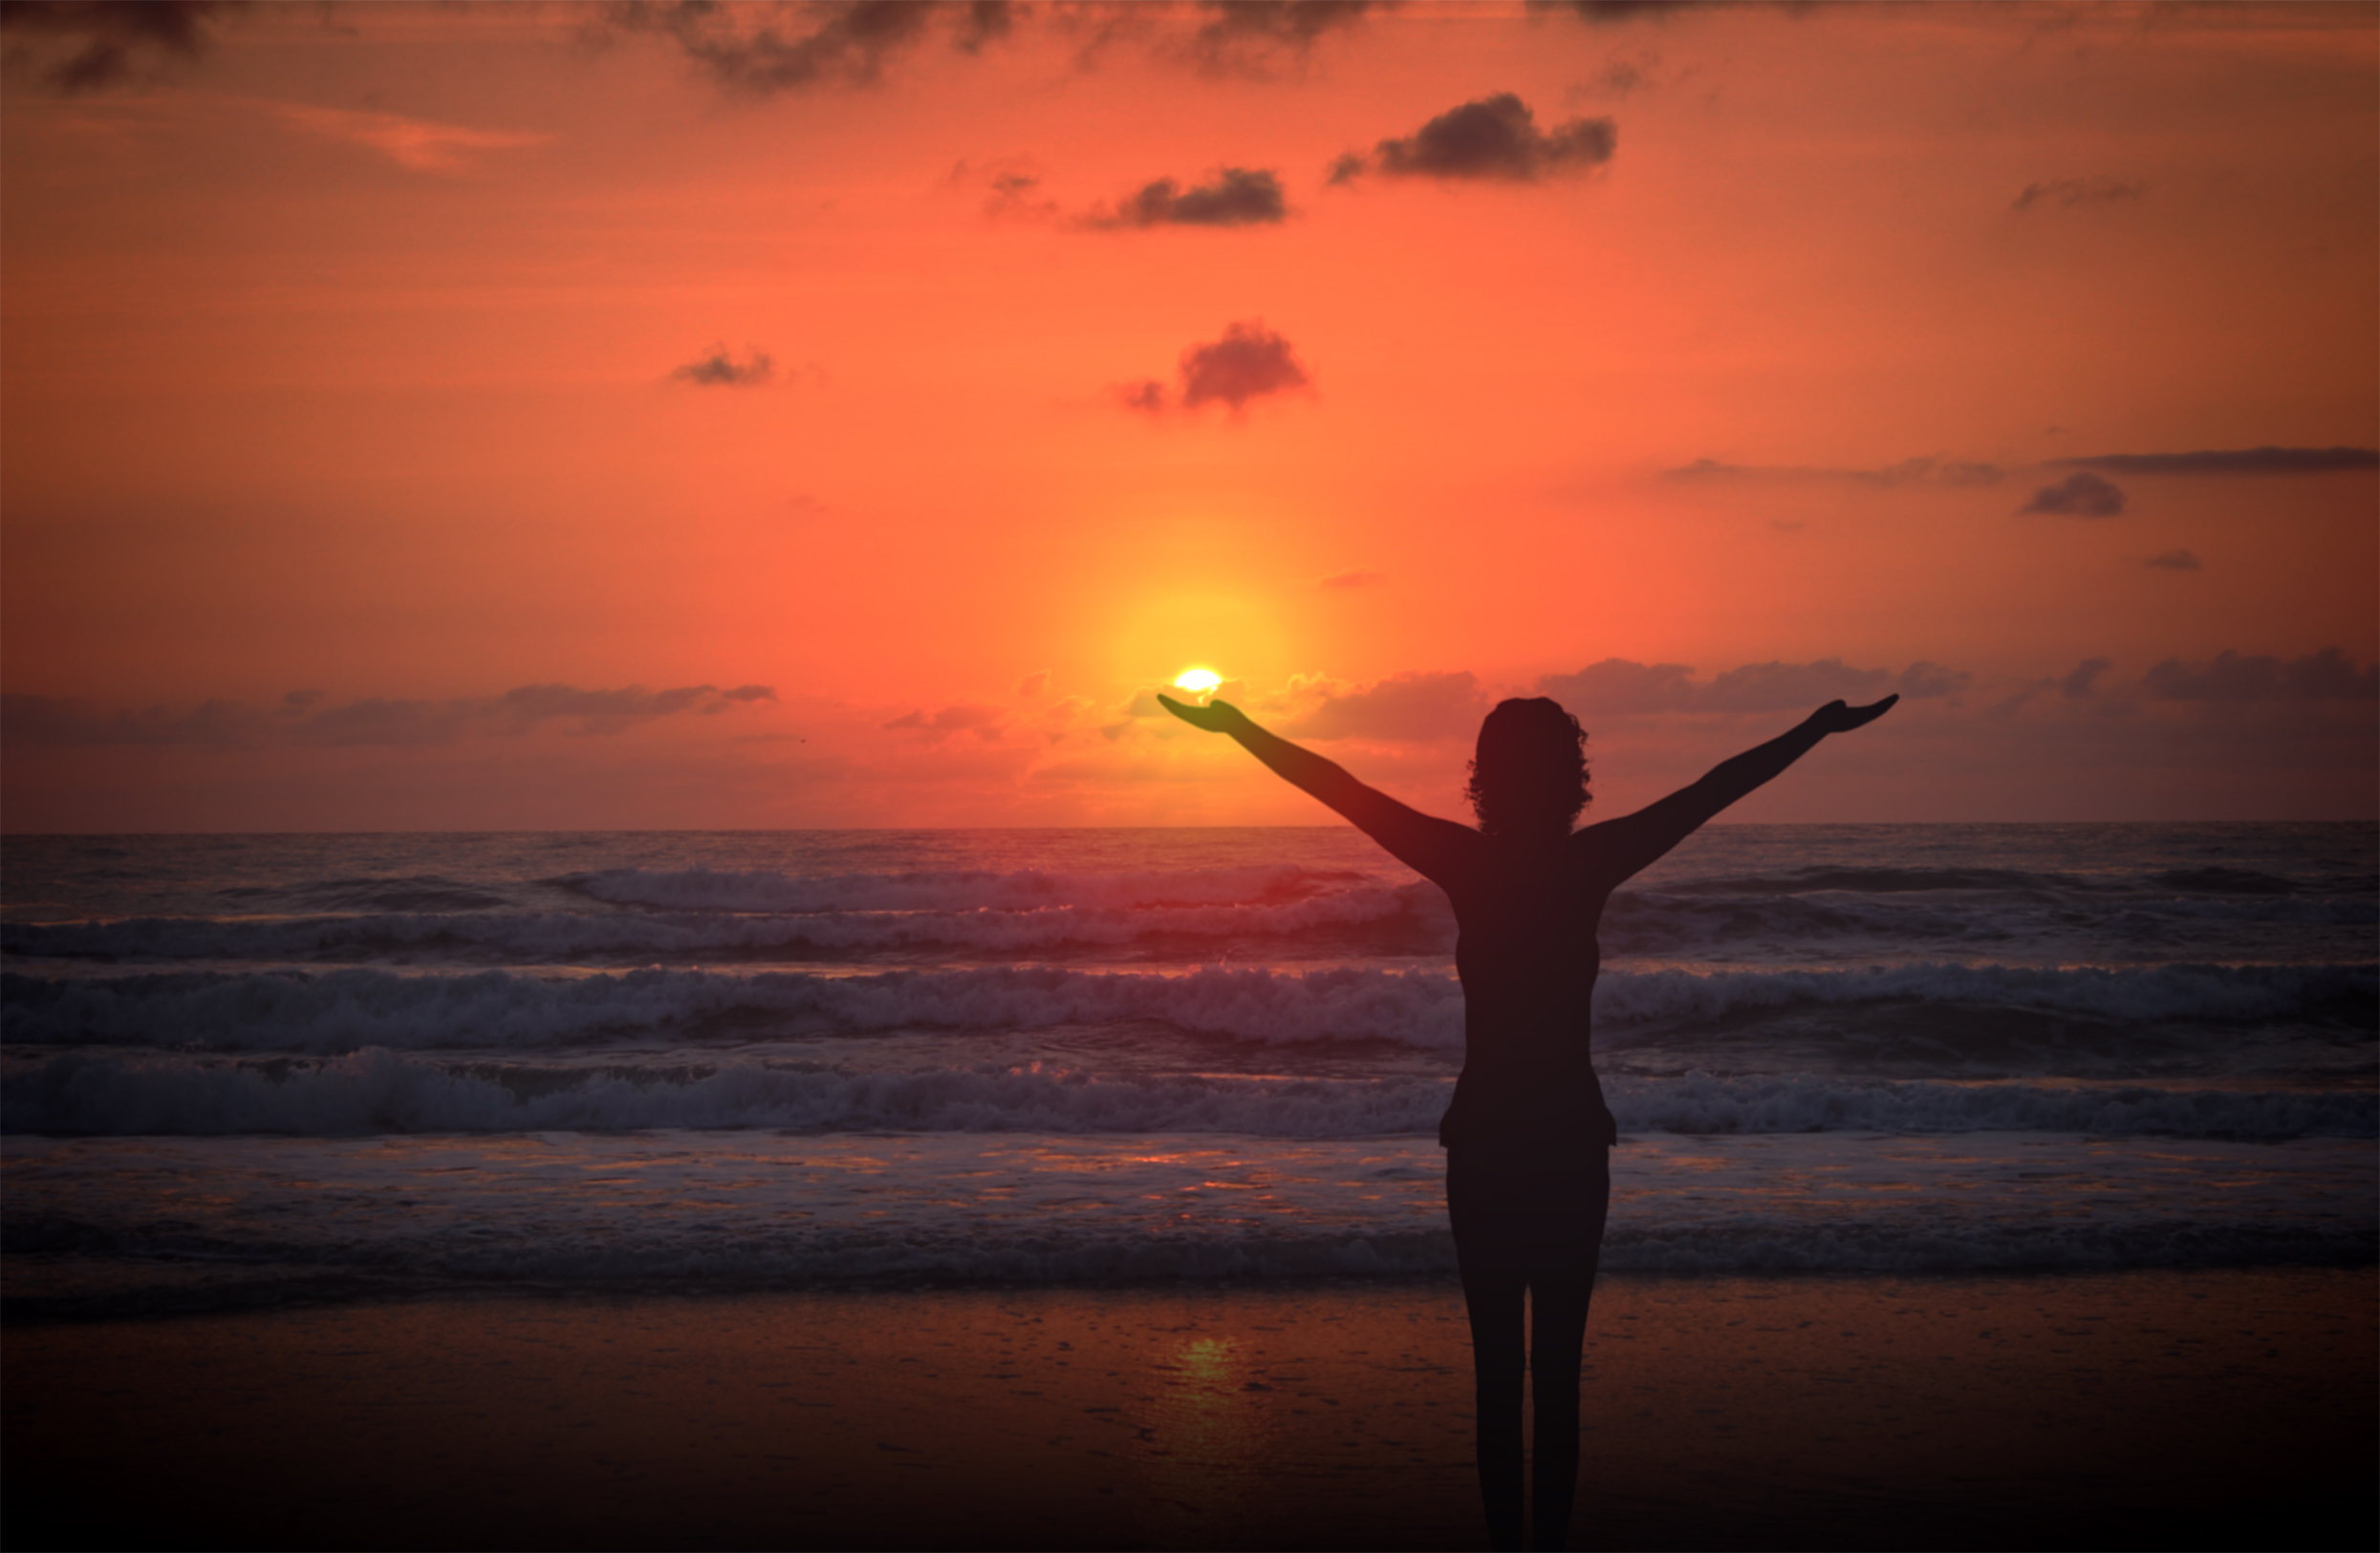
[
  {"xmin": 1589, "ymin": 696, "xmax": 1897, "ymax": 881},
  {"xmin": 1158, "ymin": 695, "xmax": 1475, "ymax": 883}
]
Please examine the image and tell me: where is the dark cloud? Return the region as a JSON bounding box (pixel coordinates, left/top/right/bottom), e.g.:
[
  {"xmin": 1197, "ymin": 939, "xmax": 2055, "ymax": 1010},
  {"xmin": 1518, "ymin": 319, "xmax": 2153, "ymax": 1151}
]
[
  {"xmin": 1283, "ymin": 671, "xmax": 1487, "ymax": 743},
  {"xmin": 884, "ymin": 703, "xmax": 1006, "ymax": 742},
  {"xmin": 1318, "ymin": 569, "xmax": 1386, "ymax": 589},
  {"xmin": 2144, "ymin": 550, "xmax": 2201, "ymax": 572},
  {"xmin": 2141, "ymin": 649, "xmax": 2377, "ymax": 703},
  {"xmin": 1330, "ymin": 94, "xmax": 1615, "ymax": 185},
  {"xmin": 2062, "ymin": 657, "xmax": 2112, "ymax": 699},
  {"xmin": 1528, "ymin": 1, "xmax": 1691, "ymax": 19},
  {"xmin": 1181, "ymin": 0, "xmax": 1374, "ymax": 75},
  {"xmin": 1115, "ymin": 320, "xmax": 1309, "ymax": 417},
  {"xmin": 2064, "ymin": 446, "xmax": 2379, "ymax": 476},
  {"xmin": 1537, "ymin": 657, "xmax": 1952, "ymax": 715},
  {"xmin": 1083, "ymin": 167, "xmax": 1287, "ymax": 229},
  {"xmin": 1, "ymin": 0, "xmax": 237, "ymax": 92},
  {"xmin": 1113, "ymin": 378, "xmax": 1170, "ymax": 415},
  {"xmin": 1180, "ymin": 320, "xmax": 1310, "ymax": 410},
  {"xmin": 1666, "ymin": 455, "xmax": 2006, "ymax": 488},
  {"xmin": 2010, "ymin": 176, "xmax": 2146, "ymax": 212},
  {"xmin": 672, "ymin": 346, "xmax": 774, "ymax": 387},
  {"xmin": 0, "ymin": 683, "xmax": 776, "ymax": 749},
  {"xmin": 2020, "ymin": 470, "xmax": 2126, "ymax": 517},
  {"xmin": 984, "ymin": 169, "xmax": 1055, "ymax": 220},
  {"xmin": 609, "ymin": 0, "xmax": 993, "ymax": 96}
]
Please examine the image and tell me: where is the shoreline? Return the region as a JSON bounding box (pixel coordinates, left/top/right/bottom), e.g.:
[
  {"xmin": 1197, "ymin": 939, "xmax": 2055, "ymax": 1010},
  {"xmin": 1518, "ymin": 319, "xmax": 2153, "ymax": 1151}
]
[{"xmin": 9, "ymin": 1265, "xmax": 2373, "ymax": 1551}]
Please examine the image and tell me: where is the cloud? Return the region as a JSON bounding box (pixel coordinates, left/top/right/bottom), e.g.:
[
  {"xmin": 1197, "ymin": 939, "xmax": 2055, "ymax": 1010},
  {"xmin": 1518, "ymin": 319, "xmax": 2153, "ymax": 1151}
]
[
  {"xmin": 1113, "ymin": 378, "xmax": 1169, "ymax": 415},
  {"xmin": 608, "ymin": 0, "xmax": 997, "ymax": 96},
  {"xmin": 272, "ymin": 103, "xmax": 551, "ymax": 173},
  {"xmin": 1329, "ymin": 93, "xmax": 1615, "ymax": 184},
  {"xmin": 1118, "ymin": 320, "xmax": 1311, "ymax": 417},
  {"xmin": 945, "ymin": 156, "xmax": 1061, "ymax": 221},
  {"xmin": 2140, "ymin": 648, "xmax": 2377, "ymax": 702},
  {"xmin": 1014, "ymin": 670, "xmax": 1049, "ymax": 698},
  {"xmin": 1281, "ymin": 671, "xmax": 1488, "ymax": 742},
  {"xmin": 2063, "ymin": 446, "xmax": 2380, "ymax": 476},
  {"xmin": 1570, "ymin": 47, "xmax": 1672, "ymax": 100},
  {"xmin": 2063, "ymin": 658, "xmax": 2112, "ymax": 698},
  {"xmin": 1318, "ymin": 570, "xmax": 1386, "ymax": 589},
  {"xmin": 1180, "ymin": 320, "xmax": 1310, "ymax": 410},
  {"xmin": 1081, "ymin": 167, "xmax": 1287, "ymax": 229},
  {"xmin": 984, "ymin": 169, "xmax": 1055, "ymax": 220},
  {"xmin": 1530, "ymin": 1, "xmax": 1693, "ymax": 20},
  {"xmin": 1179, "ymin": 0, "xmax": 1374, "ymax": 76},
  {"xmin": 672, "ymin": 345, "xmax": 775, "ymax": 387},
  {"xmin": 2144, "ymin": 549, "xmax": 2202, "ymax": 572},
  {"xmin": 2010, "ymin": 175, "xmax": 2147, "ymax": 212},
  {"xmin": 1665, "ymin": 456, "xmax": 2006, "ymax": 487},
  {"xmin": 1, "ymin": 0, "xmax": 238, "ymax": 93},
  {"xmin": 2020, "ymin": 470, "xmax": 2126, "ymax": 516},
  {"xmin": 0, "ymin": 682, "xmax": 778, "ymax": 749},
  {"xmin": 884, "ymin": 703, "xmax": 1007, "ymax": 742},
  {"xmin": 1536, "ymin": 657, "xmax": 1957, "ymax": 715}
]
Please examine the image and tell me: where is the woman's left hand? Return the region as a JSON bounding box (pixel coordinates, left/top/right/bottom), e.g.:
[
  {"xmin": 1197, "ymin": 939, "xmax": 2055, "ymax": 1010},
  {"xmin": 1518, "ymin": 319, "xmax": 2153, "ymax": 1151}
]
[
  {"xmin": 1809, "ymin": 695, "xmax": 1896, "ymax": 734},
  {"xmin": 1158, "ymin": 694, "xmax": 1251, "ymax": 735}
]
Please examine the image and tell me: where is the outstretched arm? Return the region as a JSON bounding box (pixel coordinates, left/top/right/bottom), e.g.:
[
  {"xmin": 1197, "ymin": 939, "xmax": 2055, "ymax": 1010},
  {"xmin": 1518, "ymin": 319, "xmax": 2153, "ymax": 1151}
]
[
  {"xmin": 1590, "ymin": 696, "xmax": 1896, "ymax": 880},
  {"xmin": 1158, "ymin": 695, "xmax": 1474, "ymax": 882}
]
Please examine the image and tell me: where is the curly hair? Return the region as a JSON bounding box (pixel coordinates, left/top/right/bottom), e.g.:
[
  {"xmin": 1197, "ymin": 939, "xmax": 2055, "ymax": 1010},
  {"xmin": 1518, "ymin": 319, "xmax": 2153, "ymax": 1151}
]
[{"xmin": 1464, "ymin": 697, "xmax": 1590, "ymax": 837}]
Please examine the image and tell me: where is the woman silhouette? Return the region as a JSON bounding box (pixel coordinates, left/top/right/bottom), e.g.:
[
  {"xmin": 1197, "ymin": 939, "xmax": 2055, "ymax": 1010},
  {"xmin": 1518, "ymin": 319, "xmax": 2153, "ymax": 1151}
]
[{"xmin": 1159, "ymin": 687, "xmax": 1895, "ymax": 1551}]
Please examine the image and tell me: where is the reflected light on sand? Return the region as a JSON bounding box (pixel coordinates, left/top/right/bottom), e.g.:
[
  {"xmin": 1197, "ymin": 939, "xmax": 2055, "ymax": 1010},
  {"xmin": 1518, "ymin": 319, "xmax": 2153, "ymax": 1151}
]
[{"xmin": 1145, "ymin": 1331, "xmax": 1280, "ymax": 1521}]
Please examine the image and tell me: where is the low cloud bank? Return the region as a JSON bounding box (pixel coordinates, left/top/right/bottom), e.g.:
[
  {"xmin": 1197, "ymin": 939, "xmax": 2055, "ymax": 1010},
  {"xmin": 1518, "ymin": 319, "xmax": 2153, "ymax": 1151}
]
[
  {"xmin": 3, "ymin": 683, "xmax": 777, "ymax": 749},
  {"xmin": 1666, "ymin": 456, "xmax": 2005, "ymax": 488},
  {"xmin": 1538, "ymin": 658, "xmax": 1967, "ymax": 716},
  {"xmin": 2141, "ymin": 649, "xmax": 2377, "ymax": 703},
  {"xmin": 2020, "ymin": 471, "xmax": 2126, "ymax": 517},
  {"xmin": 2064, "ymin": 447, "xmax": 2379, "ymax": 476}
]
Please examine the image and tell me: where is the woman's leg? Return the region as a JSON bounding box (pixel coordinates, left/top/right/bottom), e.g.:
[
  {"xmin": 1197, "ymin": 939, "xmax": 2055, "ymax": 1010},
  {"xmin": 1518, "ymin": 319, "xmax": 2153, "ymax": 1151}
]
[
  {"xmin": 1527, "ymin": 1160, "xmax": 1610, "ymax": 1551},
  {"xmin": 1525, "ymin": 1266, "xmax": 1596, "ymax": 1551},
  {"xmin": 1458, "ymin": 1263, "xmax": 1529, "ymax": 1551}
]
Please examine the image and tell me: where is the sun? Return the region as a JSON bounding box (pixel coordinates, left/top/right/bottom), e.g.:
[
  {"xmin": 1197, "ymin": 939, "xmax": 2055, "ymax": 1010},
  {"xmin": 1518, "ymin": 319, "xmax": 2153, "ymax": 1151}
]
[{"xmin": 1172, "ymin": 668, "xmax": 1222, "ymax": 702}]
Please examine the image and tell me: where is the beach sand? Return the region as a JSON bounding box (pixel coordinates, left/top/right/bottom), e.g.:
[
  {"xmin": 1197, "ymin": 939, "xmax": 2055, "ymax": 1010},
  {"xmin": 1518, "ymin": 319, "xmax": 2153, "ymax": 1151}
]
[{"xmin": 8, "ymin": 1267, "xmax": 2372, "ymax": 1551}]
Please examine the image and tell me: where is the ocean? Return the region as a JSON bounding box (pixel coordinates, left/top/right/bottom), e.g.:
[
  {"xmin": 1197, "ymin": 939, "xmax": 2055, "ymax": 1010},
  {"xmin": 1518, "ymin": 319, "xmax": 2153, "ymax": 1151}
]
[{"xmin": 3, "ymin": 824, "xmax": 2372, "ymax": 1314}]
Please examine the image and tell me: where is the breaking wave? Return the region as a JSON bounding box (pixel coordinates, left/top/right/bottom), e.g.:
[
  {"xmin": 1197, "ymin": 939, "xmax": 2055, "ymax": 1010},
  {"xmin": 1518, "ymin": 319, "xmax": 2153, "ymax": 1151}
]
[{"xmin": 4, "ymin": 960, "xmax": 2369, "ymax": 1058}]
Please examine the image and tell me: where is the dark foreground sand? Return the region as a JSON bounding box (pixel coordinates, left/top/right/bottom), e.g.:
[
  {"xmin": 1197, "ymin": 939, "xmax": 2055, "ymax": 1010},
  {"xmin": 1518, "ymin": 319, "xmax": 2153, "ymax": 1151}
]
[{"xmin": 7, "ymin": 1267, "xmax": 2373, "ymax": 1552}]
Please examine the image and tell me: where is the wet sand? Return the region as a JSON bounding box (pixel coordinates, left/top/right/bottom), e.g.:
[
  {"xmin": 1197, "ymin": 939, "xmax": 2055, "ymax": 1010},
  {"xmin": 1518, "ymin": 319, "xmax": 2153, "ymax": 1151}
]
[{"xmin": 7, "ymin": 1267, "xmax": 2373, "ymax": 1551}]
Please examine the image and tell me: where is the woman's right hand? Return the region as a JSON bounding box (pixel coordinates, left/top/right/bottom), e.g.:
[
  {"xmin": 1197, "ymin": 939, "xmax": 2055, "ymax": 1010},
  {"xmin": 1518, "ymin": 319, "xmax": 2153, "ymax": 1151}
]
[{"xmin": 1158, "ymin": 694, "xmax": 1251, "ymax": 735}]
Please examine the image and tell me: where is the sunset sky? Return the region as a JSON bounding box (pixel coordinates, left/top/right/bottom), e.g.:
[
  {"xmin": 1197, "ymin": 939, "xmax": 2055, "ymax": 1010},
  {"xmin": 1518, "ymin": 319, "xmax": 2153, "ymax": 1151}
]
[{"xmin": 4, "ymin": 0, "xmax": 2373, "ymax": 830}]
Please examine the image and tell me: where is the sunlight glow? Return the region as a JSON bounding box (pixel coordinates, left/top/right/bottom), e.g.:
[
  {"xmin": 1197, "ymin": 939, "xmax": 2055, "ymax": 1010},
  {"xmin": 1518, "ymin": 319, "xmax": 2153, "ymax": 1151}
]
[{"xmin": 1173, "ymin": 668, "xmax": 1222, "ymax": 701}]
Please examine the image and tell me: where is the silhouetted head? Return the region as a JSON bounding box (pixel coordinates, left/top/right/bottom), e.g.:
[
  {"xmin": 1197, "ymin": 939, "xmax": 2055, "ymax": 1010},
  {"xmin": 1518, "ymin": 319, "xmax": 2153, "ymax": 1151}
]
[{"xmin": 1465, "ymin": 697, "xmax": 1590, "ymax": 838}]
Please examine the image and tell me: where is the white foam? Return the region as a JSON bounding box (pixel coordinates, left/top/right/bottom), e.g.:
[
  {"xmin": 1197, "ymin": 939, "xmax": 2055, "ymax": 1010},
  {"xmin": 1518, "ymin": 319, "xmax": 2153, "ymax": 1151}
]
[{"xmin": 5, "ymin": 960, "xmax": 2368, "ymax": 1059}]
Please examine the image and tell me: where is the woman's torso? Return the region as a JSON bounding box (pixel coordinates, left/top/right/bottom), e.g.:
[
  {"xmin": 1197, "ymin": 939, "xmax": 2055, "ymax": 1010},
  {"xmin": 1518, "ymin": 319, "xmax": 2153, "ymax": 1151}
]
[{"xmin": 1435, "ymin": 833, "xmax": 1622, "ymax": 1168}]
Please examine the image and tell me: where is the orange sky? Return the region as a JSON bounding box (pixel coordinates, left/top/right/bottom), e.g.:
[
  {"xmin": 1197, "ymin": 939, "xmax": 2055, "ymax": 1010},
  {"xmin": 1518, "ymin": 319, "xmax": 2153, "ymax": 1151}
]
[{"xmin": 4, "ymin": 1, "xmax": 2374, "ymax": 830}]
